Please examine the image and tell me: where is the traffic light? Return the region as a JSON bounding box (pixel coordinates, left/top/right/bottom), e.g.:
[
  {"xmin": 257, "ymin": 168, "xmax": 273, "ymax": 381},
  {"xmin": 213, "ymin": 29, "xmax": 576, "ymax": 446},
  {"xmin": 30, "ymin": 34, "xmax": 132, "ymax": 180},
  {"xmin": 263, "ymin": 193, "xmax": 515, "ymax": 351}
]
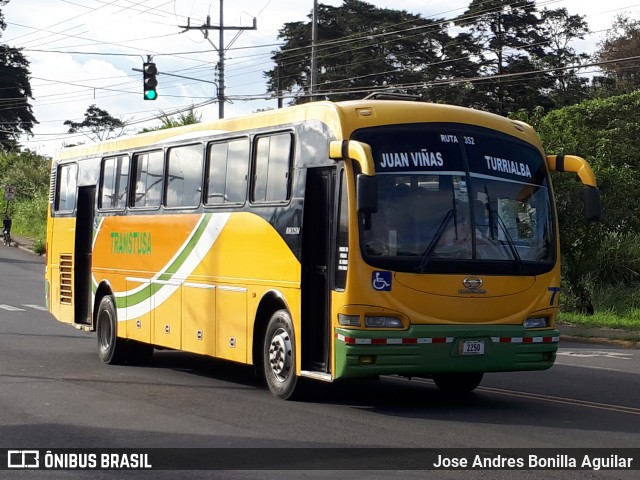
[{"xmin": 143, "ymin": 62, "xmax": 158, "ymax": 100}]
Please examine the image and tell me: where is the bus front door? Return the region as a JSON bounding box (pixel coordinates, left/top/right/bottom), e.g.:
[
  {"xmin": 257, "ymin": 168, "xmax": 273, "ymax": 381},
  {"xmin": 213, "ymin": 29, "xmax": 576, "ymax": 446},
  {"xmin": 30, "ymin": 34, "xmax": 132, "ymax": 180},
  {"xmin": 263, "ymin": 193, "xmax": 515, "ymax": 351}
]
[
  {"xmin": 301, "ymin": 167, "xmax": 334, "ymax": 373},
  {"xmin": 74, "ymin": 185, "xmax": 95, "ymax": 326}
]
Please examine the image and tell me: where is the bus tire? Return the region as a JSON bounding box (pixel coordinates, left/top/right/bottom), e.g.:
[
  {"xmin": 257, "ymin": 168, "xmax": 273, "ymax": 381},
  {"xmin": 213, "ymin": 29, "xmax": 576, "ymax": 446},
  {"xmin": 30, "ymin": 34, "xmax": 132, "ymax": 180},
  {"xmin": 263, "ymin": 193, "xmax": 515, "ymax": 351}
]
[
  {"xmin": 263, "ymin": 309, "xmax": 298, "ymax": 399},
  {"xmin": 432, "ymin": 372, "xmax": 484, "ymax": 395},
  {"xmin": 96, "ymin": 295, "xmax": 128, "ymax": 365}
]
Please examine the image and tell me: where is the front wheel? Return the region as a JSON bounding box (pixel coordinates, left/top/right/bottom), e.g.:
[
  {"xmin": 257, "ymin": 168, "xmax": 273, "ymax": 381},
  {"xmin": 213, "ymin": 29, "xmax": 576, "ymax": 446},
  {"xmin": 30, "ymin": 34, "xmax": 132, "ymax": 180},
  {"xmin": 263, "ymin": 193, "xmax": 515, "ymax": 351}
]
[
  {"xmin": 432, "ymin": 372, "xmax": 484, "ymax": 395},
  {"xmin": 263, "ymin": 309, "xmax": 299, "ymax": 399}
]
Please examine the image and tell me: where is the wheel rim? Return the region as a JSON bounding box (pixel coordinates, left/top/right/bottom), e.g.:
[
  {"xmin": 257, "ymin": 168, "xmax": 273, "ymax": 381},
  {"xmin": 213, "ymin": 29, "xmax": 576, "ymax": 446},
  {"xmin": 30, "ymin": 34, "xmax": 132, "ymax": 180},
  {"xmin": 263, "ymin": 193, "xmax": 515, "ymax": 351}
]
[
  {"xmin": 268, "ymin": 327, "xmax": 292, "ymax": 383},
  {"xmin": 98, "ymin": 310, "xmax": 112, "ymax": 352}
]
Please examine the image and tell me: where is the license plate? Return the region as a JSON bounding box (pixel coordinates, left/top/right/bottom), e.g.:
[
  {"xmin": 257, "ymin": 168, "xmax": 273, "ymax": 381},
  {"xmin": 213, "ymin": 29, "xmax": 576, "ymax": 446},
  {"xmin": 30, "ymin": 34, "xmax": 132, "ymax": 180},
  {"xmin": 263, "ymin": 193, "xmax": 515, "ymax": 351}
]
[{"xmin": 460, "ymin": 340, "xmax": 485, "ymax": 355}]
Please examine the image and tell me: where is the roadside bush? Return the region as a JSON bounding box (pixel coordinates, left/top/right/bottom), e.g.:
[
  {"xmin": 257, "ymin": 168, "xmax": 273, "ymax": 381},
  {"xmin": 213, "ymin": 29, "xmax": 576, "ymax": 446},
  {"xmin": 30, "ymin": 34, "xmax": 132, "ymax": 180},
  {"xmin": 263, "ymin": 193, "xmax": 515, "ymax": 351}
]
[
  {"xmin": 593, "ymin": 233, "xmax": 640, "ymax": 284},
  {"xmin": 10, "ymin": 191, "xmax": 47, "ymax": 253}
]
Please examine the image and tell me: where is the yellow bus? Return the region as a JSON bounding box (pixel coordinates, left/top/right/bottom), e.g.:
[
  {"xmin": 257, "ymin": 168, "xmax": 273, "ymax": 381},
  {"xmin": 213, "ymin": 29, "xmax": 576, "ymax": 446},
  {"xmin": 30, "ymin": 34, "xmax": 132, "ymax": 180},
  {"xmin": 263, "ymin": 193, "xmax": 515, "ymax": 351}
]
[{"xmin": 45, "ymin": 97, "xmax": 600, "ymax": 399}]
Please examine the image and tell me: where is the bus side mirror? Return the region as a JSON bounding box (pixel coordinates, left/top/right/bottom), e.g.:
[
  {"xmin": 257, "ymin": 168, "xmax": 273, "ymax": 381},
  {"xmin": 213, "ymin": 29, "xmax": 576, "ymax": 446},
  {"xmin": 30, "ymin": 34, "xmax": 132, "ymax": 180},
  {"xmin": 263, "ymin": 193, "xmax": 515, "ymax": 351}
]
[
  {"xmin": 547, "ymin": 154, "xmax": 601, "ymax": 222},
  {"xmin": 583, "ymin": 186, "xmax": 601, "ymax": 222},
  {"xmin": 357, "ymin": 174, "xmax": 377, "ymax": 214}
]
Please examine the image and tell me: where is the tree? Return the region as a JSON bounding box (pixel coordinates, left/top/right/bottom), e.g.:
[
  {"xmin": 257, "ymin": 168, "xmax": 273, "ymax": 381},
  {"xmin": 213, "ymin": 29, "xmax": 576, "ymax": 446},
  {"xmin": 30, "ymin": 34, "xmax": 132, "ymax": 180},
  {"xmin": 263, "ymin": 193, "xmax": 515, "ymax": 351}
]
[
  {"xmin": 538, "ymin": 8, "xmax": 590, "ymax": 107},
  {"xmin": 266, "ymin": 1, "xmax": 593, "ymax": 113},
  {"xmin": 455, "ymin": 0, "xmax": 552, "ymax": 115},
  {"xmin": 64, "ymin": 104, "xmax": 126, "ymax": 142},
  {"xmin": 265, "ymin": 0, "xmax": 458, "ymax": 104},
  {"xmin": 420, "ymin": 29, "xmax": 484, "ymax": 106},
  {"xmin": 0, "ymin": 1, "xmax": 37, "ymax": 151},
  {"xmin": 596, "ymin": 14, "xmax": 640, "ymax": 92}
]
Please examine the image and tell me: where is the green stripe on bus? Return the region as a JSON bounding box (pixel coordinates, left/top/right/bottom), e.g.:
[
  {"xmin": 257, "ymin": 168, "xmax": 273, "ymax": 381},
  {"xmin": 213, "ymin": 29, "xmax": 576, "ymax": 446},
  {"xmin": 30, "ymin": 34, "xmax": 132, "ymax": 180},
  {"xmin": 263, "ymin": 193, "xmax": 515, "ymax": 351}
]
[{"xmin": 115, "ymin": 213, "xmax": 212, "ymax": 309}]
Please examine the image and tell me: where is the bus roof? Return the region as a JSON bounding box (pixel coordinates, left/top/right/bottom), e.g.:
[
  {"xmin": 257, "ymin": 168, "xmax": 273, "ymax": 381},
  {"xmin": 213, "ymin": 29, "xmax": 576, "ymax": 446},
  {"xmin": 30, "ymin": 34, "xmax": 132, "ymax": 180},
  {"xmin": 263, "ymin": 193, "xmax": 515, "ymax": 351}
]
[{"xmin": 53, "ymin": 100, "xmax": 542, "ymax": 161}]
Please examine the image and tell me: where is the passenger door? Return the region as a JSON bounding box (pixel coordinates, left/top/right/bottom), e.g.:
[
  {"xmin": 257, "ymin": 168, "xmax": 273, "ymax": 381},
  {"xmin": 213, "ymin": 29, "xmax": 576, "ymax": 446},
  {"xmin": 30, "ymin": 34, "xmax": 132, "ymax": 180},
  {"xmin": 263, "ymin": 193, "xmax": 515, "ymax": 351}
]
[{"xmin": 301, "ymin": 167, "xmax": 335, "ymax": 373}]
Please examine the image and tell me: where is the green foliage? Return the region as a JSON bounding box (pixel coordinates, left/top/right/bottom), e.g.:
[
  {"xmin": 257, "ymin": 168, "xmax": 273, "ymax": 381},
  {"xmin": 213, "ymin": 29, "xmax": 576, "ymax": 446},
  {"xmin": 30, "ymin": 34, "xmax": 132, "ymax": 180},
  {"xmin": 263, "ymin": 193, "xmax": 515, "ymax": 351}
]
[
  {"xmin": 139, "ymin": 106, "xmax": 202, "ymax": 133},
  {"xmin": 0, "ymin": 149, "xmax": 50, "ymax": 202},
  {"xmin": 530, "ymin": 91, "xmax": 640, "ymax": 313},
  {"xmin": 0, "ymin": 148, "xmax": 49, "ymax": 253},
  {"xmin": 11, "ymin": 191, "xmax": 47, "ymax": 252},
  {"xmin": 592, "ymin": 234, "xmax": 640, "ymax": 284}
]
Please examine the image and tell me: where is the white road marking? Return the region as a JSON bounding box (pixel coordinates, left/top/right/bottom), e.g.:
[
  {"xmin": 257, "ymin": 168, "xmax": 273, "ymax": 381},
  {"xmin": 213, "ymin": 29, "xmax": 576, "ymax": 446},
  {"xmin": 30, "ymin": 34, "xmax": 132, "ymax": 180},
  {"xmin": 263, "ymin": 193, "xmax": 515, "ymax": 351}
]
[
  {"xmin": 0, "ymin": 304, "xmax": 26, "ymax": 311},
  {"xmin": 557, "ymin": 351, "xmax": 633, "ymax": 360},
  {"xmin": 23, "ymin": 304, "xmax": 48, "ymax": 311}
]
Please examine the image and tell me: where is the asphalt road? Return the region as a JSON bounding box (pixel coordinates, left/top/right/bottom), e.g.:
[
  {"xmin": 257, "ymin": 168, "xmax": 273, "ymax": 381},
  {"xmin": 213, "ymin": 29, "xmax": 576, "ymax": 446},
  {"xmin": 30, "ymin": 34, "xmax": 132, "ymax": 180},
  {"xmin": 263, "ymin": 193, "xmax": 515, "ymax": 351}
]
[{"xmin": 0, "ymin": 244, "xmax": 638, "ymax": 480}]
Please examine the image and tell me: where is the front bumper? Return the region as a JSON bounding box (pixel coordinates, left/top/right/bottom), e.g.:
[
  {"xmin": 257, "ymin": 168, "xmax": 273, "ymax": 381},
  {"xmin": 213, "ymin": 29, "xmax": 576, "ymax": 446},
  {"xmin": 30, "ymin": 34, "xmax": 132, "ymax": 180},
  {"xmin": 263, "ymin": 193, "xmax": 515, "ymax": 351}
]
[{"xmin": 334, "ymin": 325, "xmax": 559, "ymax": 379}]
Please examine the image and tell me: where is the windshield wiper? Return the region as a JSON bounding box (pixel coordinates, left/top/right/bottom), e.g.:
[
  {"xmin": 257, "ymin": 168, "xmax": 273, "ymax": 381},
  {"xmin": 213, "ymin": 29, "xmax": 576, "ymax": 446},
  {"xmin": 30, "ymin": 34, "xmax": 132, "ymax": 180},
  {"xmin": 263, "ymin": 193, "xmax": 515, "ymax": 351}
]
[
  {"xmin": 415, "ymin": 208, "xmax": 455, "ymax": 273},
  {"xmin": 487, "ymin": 208, "xmax": 523, "ymax": 272}
]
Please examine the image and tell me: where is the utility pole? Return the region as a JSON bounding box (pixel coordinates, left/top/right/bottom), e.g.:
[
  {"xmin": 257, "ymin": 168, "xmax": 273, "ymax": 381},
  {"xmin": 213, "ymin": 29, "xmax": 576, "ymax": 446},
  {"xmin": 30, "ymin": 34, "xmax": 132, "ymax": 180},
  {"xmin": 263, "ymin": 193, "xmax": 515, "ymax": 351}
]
[
  {"xmin": 179, "ymin": 0, "xmax": 256, "ymax": 119},
  {"xmin": 310, "ymin": 0, "xmax": 318, "ymax": 101}
]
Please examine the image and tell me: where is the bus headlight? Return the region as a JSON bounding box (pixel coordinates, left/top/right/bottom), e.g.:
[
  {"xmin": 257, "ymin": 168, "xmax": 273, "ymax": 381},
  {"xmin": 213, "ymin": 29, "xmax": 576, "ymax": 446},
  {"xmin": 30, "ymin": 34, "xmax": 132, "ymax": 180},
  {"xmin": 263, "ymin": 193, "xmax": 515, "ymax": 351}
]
[
  {"xmin": 365, "ymin": 316, "xmax": 403, "ymax": 328},
  {"xmin": 523, "ymin": 317, "xmax": 550, "ymax": 329},
  {"xmin": 338, "ymin": 314, "xmax": 361, "ymax": 327}
]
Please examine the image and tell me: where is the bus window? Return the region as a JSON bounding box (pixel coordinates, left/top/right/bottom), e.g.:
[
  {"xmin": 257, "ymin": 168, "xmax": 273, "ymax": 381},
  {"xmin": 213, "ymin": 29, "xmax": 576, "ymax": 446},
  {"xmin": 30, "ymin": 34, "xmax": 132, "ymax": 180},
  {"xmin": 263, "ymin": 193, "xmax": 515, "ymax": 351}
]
[
  {"xmin": 100, "ymin": 155, "xmax": 129, "ymax": 210},
  {"xmin": 252, "ymin": 133, "xmax": 293, "ymax": 203},
  {"xmin": 132, "ymin": 150, "xmax": 163, "ymax": 208},
  {"xmin": 165, "ymin": 144, "xmax": 203, "ymax": 208},
  {"xmin": 55, "ymin": 163, "xmax": 78, "ymax": 212},
  {"xmin": 206, "ymin": 138, "xmax": 249, "ymax": 205},
  {"xmin": 354, "ymin": 125, "xmax": 554, "ymax": 275}
]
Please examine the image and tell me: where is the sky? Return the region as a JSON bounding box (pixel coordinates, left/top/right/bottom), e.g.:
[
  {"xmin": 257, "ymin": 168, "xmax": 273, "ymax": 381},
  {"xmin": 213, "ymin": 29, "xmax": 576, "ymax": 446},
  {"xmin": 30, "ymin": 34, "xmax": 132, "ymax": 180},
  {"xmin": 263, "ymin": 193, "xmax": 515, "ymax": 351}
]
[{"xmin": 3, "ymin": 0, "xmax": 640, "ymax": 157}]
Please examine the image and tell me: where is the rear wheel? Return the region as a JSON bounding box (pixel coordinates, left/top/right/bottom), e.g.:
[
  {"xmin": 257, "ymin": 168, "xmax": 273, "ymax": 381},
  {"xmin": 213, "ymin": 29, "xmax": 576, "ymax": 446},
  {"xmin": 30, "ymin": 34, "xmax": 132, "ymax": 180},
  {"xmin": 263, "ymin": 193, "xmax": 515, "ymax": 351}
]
[
  {"xmin": 263, "ymin": 309, "xmax": 298, "ymax": 399},
  {"xmin": 432, "ymin": 372, "xmax": 484, "ymax": 395},
  {"xmin": 96, "ymin": 295, "xmax": 128, "ymax": 364}
]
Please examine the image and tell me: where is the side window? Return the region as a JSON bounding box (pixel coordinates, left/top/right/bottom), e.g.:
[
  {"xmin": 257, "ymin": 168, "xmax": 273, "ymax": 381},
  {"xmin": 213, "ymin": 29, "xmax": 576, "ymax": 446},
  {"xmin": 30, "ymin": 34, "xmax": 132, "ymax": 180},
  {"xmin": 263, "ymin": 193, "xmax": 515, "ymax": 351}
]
[
  {"xmin": 252, "ymin": 133, "xmax": 293, "ymax": 203},
  {"xmin": 132, "ymin": 150, "xmax": 164, "ymax": 208},
  {"xmin": 205, "ymin": 138, "xmax": 249, "ymax": 205},
  {"xmin": 100, "ymin": 155, "xmax": 129, "ymax": 210},
  {"xmin": 55, "ymin": 163, "xmax": 78, "ymax": 212},
  {"xmin": 166, "ymin": 144, "xmax": 203, "ymax": 208}
]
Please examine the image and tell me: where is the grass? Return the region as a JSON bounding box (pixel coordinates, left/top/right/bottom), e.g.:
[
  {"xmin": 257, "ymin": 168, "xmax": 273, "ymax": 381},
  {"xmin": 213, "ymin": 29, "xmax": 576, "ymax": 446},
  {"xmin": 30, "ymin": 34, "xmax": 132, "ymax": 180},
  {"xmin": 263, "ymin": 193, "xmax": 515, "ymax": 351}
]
[
  {"xmin": 558, "ymin": 311, "xmax": 640, "ymax": 331},
  {"xmin": 558, "ymin": 283, "xmax": 640, "ymax": 331}
]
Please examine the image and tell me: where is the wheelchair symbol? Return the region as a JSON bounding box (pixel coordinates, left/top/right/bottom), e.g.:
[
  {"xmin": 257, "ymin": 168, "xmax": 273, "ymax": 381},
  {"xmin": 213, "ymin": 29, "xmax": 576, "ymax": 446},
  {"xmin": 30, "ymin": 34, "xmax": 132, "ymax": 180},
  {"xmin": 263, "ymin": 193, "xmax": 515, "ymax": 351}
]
[{"xmin": 372, "ymin": 271, "xmax": 392, "ymax": 291}]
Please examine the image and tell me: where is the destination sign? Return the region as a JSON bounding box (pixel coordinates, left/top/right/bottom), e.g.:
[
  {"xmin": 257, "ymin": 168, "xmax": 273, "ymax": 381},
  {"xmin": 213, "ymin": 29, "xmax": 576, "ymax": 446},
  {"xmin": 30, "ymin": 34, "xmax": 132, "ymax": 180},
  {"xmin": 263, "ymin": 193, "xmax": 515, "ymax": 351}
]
[{"xmin": 355, "ymin": 126, "xmax": 547, "ymax": 184}]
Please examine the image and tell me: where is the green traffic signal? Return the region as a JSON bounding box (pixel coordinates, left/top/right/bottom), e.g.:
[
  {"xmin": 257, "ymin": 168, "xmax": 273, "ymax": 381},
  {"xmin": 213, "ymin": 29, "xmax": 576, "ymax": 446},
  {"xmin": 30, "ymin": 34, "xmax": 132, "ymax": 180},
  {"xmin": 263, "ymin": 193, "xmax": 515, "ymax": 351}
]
[
  {"xmin": 143, "ymin": 62, "xmax": 158, "ymax": 101},
  {"xmin": 144, "ymin": 89, "xmax": 158, "ymax": 101}
]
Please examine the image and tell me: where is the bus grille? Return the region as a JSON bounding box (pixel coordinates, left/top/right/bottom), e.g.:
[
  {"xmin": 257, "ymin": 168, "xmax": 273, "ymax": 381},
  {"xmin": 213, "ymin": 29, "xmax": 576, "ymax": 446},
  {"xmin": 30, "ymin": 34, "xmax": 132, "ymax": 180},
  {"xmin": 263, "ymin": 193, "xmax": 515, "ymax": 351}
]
[{"xmin": 60, "ymin": 253, "xmax": 73, "ymax": 305}]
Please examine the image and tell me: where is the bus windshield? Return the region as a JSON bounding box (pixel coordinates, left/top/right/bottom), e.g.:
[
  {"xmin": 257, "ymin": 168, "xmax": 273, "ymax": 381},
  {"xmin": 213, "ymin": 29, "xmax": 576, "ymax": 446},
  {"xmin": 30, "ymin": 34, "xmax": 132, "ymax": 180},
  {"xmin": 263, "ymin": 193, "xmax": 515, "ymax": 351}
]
[{"xmin": 353, "ymin": 124, "xmax": 555, "ymax": 275}]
